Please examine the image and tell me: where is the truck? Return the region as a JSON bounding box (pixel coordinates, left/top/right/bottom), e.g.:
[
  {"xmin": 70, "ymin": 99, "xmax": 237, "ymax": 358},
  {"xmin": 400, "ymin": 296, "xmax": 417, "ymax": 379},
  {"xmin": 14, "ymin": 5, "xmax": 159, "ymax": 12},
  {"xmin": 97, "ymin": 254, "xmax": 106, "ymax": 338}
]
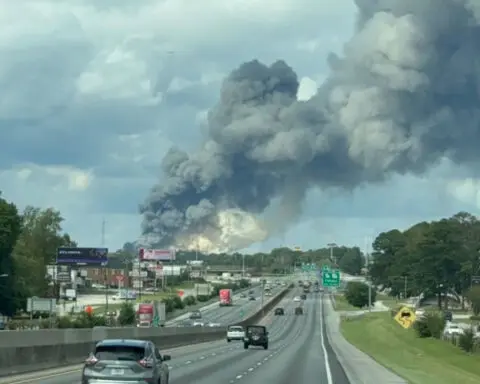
[
  {"xmin": 136, "ymin": 301, "xmax": 166, "ymax": 327},
  {"xmin": 219, "ymin": 288, "xmax": 233, "ymax": 306}
]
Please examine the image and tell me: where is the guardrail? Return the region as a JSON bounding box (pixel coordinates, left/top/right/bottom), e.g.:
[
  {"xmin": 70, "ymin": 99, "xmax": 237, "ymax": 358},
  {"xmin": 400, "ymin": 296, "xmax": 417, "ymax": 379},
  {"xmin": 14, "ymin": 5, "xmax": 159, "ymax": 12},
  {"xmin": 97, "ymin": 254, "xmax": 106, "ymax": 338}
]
[{"xmin": 0, "ymin": 287, "xmax": 290, "ymax": 377}]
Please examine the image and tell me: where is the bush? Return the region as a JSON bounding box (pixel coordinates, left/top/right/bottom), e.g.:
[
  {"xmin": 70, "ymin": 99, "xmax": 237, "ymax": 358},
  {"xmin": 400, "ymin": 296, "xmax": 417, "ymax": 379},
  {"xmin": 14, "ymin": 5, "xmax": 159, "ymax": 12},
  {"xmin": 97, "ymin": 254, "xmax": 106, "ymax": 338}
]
[
  {"xmin": 118, "ymin": 302, "xmax": 136, "ymax": 326},
  {"xmin": 238, "ymin": 279, "xmax": 250, "ymax": 288},
  {"xmin": 344, "ymin": 282, "xmax": 376, "ymax": 308},
  {"xmin": 197, "ymin": 295, "xmax": 210, "ymax": 302},
  {"xmin": 162, "ymin": 298, "xmax": 175, "ymax": 313},
  {"xmin": 183, "ymin": 295, "xmax": 196, "ymax": 306},
  {"xmin": 458, "ymin": 327, "xmax": 476, "ymax": 353},
  {"xmin": 172, "ymin": 296, "xmax": 184, "ymax": 310},
  {"xmin": 470, "ymin": 315, "xmax": 480, "ymax": 321},
  {"xmin": 413, "ymin": 310, "xmax": 445, "ymax": 339},
  {"xmin": 57, "ymin": 316, "xmax": 73, "ymax": 328}
]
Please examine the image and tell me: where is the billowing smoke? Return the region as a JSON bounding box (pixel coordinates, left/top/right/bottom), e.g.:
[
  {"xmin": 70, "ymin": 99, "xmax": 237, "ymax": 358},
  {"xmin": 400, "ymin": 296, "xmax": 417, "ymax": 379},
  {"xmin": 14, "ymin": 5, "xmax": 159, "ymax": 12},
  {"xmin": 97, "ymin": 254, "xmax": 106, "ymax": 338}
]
[{"xmin": 139, "ymin": 0, "xmax": 480, "ymax": 252}]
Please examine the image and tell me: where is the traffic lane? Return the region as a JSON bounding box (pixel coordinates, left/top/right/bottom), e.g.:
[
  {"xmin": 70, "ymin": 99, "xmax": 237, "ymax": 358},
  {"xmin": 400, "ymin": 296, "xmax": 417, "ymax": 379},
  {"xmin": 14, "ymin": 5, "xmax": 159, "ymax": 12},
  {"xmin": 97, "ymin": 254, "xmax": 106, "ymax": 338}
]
[
  {"xmin": 201, "ymin": 287, "xmax": 282, "ymax": 324},
  {"xmin": 170, "ymin": 295, "xmax": 312, "ymax": 384},
  {"xmin": 161, "ymin": 293, "xmax": 300, "ymax": 368},
  {"xmin": 13, "ymin": 292, "xmax": 296, "ymax": 384}
]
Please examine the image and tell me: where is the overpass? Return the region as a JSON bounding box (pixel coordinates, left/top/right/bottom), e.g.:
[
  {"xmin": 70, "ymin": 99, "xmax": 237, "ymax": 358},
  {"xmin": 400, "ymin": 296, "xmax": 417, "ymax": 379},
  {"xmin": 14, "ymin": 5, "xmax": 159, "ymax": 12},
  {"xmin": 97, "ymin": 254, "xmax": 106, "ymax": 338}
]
[{"xmin": 205, "ymin": 265, "xmax": 254, "ymax": 274}]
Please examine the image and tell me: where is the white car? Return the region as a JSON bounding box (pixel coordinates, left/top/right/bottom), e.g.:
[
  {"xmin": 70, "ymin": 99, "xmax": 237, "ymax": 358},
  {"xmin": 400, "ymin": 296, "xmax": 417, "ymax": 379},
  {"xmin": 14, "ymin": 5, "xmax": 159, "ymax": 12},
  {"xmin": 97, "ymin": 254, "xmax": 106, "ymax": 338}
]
[
  {"xmin": 293, "ymin": 296, "xmax": 301, "ymax": 302},
  {"xmin": 226, "ymin": 325, "xmax": 245, "ymax": 342},
  {"xmin": 444, "ymin": 323, "xmax": 464, "ymax": 336}
]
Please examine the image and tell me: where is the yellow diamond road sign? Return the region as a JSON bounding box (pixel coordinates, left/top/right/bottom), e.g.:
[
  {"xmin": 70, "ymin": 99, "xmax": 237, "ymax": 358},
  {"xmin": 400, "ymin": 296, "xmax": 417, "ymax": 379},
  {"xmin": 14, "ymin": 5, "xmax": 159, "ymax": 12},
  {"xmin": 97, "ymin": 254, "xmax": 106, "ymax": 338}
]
[{"xmin": 394, "ymin": 306, "xmax": 416, "ymax": 329}]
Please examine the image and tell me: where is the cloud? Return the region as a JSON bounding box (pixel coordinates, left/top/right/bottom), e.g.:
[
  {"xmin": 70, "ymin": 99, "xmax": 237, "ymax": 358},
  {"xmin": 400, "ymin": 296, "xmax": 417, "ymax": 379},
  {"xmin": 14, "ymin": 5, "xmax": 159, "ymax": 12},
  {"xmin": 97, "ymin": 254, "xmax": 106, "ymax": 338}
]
[{"xmin": 1, "ymin": 0, "xmax": 476, "ymax": 252}]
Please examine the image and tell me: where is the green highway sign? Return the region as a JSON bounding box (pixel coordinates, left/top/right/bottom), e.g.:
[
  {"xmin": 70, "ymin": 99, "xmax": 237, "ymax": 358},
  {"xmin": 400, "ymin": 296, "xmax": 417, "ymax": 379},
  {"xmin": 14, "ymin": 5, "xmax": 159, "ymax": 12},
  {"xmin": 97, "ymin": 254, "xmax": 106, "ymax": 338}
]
[
  {"xmin": 301, "ymin": 263, "xmax": 316, "ymax": 272},
  {"xmin": 322, "ymin": 269, "xmax": 340, "ymax": 287},
  {"xmin": 322, "ymin": 265, "xmax": 330, "ymax": 271}
]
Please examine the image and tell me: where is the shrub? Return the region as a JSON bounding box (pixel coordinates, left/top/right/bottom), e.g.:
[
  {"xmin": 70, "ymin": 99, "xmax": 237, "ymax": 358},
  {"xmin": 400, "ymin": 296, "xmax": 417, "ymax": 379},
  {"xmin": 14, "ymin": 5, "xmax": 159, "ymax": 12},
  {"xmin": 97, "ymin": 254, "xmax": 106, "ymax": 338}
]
[
  {"xmin": 172, "ymin": 296, "xmax": 184, "ymax": 310},
  {"xmin": 57, "ymin": 316, "xmax": 73, "ymax": 328},
  {"xmin": 344, "ymin": 282, "xmax": 376, "ymax": 308},
  {"xmin": 458, "ymin": 327, "xmax": 476, "ymax": 353},
  {"xmin": 197, "ymin": 295, "xmax": 210, "ymax": 302},
  {"xmin": 118, "ymin": 302, "xmax": 136, "ymax": 326},
  {"xmin": 413, "ymin": 310, "xmax": 445, "ymax": 339},
  {"xmin": 162, "ymin": 298, "xmax": 175, "ymax": 313},
  {"xmin": 470, "ymin": 315, "xmax": 480, "ymax": 321},
  {"xmin": 183, "ymin": 295, "xmax": 196, "ymax": 306}
]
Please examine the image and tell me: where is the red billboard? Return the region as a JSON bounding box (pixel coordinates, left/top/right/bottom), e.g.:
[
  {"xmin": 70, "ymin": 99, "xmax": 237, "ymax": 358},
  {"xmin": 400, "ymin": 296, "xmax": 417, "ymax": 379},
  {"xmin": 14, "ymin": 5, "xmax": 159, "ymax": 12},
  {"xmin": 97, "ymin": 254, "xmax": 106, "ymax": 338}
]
[{"xmin": 139, "ymin": 248, "xmax": 175, "ymax": 262}]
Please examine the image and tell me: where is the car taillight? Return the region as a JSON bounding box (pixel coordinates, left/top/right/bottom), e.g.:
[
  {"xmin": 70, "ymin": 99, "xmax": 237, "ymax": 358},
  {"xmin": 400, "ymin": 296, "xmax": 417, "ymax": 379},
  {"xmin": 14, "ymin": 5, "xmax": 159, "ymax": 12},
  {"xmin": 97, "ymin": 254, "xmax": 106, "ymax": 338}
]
[
  {"xmin": 85, "ymin": 355, "xmax": 98, "ymax": 365},
  {"xmin": 138, "ymin": 358, "xmax": 153, "ymax": 368}
]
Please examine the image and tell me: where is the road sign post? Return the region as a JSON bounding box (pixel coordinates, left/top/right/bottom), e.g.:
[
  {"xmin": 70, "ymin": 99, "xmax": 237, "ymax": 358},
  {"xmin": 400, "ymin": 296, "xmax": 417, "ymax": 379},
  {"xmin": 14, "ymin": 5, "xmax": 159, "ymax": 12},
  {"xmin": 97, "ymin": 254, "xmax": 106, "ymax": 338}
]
[{"xmin": 322, "ymin": 269, "xmax": 340, "ymax": 287}]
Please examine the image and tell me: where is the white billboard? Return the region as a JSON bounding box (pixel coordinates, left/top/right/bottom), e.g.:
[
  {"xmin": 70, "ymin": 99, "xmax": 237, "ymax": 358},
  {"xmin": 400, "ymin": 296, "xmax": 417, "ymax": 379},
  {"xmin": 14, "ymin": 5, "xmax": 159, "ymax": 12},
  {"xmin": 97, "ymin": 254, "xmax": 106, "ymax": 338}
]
[{"xmin": 139, "ymin": 248, "xmax": 176, "ymax": 261}]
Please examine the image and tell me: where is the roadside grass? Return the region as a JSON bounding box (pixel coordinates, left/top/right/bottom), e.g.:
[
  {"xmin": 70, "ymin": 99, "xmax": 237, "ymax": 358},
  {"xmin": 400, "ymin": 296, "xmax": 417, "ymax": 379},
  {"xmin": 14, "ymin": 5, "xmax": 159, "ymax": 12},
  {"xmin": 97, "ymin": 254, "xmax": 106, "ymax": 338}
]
[
  {"xmin": 333, "ymin": 294, "xmax": 358, "ymax": 311},
  {"xmin": 376, "ymin": 293, "xmax": 401, "ymax": 309},
  {"xmin": 340, "ymin": 312, "xmax": 480, "ymax": 384}
]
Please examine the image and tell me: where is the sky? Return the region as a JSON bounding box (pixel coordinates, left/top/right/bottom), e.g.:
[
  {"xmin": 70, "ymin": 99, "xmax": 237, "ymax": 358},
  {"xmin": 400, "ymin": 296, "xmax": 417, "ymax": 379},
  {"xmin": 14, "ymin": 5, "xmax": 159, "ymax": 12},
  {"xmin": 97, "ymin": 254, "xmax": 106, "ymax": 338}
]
[{"xmin": 1, "ymin": 0, "xmax": 479, "ymax": 254}]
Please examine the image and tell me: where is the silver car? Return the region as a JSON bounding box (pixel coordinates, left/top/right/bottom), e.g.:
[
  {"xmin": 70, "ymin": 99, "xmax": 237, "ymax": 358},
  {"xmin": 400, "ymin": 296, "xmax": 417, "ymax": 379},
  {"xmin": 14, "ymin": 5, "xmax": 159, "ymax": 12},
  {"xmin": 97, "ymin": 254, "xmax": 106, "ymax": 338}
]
[{"xmin": 81, "ymin": 339, "xmax": 170, "ymax": 384}]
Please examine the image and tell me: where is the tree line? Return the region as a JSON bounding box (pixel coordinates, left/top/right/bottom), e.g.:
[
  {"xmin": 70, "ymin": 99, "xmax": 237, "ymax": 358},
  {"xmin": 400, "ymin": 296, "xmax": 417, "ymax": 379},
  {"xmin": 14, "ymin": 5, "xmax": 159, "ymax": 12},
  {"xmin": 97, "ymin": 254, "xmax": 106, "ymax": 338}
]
[
  {"xmin": 369, "ymin": 211, "xmax": 480, "ymax": 308},
  {"xmin": 0, "ymin": 193, "xmax": 76, "ymax": 316}
]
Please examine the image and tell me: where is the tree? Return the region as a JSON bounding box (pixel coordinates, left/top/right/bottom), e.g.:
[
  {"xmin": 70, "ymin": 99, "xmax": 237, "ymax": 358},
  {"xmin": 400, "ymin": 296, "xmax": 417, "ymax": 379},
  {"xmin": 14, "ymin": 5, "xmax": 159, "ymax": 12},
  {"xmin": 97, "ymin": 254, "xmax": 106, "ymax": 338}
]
[
  {"xmin": 0, "ymin": 194, "xmax": 22, "ymax": 316},
  {"xmin": 118, "ymin": 302, "xmax": 136, "ymax": 326},
  {"xmin": 13, "ymin": 206, "xmax": 76, "ymax": 299},
  {"xmin": 345, "ymin": 281, "xmax": 376, "ymax": 308},
  {"xmin": 338, "ymin": 247, "xmax": 363, "ymax": 275},
  {"xmin": 368, "ymin": 211, "xmax": 480, "ymax": 309},
  {"xmin": 466, "ymin": 286, "xmax": 480, "ymax": 316}
]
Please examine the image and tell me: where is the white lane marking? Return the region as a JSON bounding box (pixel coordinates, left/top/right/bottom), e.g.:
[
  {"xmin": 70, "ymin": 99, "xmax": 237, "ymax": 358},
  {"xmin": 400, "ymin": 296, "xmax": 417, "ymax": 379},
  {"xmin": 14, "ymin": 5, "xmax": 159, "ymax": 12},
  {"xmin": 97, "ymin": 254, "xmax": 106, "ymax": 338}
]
[
  {"xmin": 200, "ymin": 356, "xmax": 205, "ymax": 359},
  {"xmin": 319, "ymin": 297, "xmax": 334, "ymax": 384},
  {"xmin": 236, "ymin": 374, "xmax": 243, "ymax": 379},
  {"xmin": 248, "ymin": 367, "xmax": 254, "ymax": 372},
  {"xmin": 185, "ymin": 360, "xmax": 192, "ymax": 364}
]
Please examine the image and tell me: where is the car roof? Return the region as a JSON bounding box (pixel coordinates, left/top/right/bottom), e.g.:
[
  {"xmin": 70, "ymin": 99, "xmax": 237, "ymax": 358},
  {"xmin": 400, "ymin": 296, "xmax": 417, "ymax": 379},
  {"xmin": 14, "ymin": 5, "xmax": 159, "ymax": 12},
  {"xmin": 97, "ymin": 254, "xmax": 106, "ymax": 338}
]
[
  {"xmin": 246, "ymin": 324, "xmax": 266, "ymax": 329},
  {"xmin": 96, "ymin": 339, "xmax": 148, "ymax": 348}
]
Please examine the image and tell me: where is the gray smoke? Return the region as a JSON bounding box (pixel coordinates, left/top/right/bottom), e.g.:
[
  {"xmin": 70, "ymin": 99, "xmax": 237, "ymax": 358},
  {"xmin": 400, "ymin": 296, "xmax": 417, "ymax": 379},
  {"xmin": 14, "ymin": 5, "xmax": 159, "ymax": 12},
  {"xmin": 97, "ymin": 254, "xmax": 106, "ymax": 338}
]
[{"xmin": 139, "ymin": 0, "xmax": 480, "ymax": 251}]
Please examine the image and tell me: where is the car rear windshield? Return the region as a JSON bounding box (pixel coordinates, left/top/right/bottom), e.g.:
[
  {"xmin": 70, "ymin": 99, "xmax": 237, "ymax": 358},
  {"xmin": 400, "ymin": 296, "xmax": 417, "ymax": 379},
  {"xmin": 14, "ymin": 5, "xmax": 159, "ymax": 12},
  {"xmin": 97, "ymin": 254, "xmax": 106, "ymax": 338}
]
[
  {"xmin": 95, "ymin": 345, "xmax": 146, "ymax": 361},
  {"xmin": 228, "ymin": 326, "xmax": 243, "ymax": 331},
  {"xmin": 247, "ymin": 327, "xmax": 265, "ymax": 334}
]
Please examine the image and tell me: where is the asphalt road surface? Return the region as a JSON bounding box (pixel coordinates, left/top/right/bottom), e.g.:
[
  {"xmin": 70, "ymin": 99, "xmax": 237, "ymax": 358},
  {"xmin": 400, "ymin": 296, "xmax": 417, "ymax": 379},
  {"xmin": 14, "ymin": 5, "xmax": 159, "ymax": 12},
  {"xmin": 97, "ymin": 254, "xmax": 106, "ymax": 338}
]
[
  {"xmin": 5, "ymin": 291, "xmax": 352, "ymax": 384},
  {"xmin": 168, "ymin": 286, "xmax": 283, "ymax": 326}
]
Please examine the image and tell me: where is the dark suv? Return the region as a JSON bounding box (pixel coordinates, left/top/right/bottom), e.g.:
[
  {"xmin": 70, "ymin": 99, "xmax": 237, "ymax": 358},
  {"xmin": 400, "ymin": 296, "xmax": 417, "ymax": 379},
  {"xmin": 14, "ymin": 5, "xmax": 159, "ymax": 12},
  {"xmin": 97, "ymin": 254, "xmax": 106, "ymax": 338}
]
[
  {"xmin": 295, "ymin": 307, "xmax": 303, "ymax": 315},
  {"xmin": 244, "ymin": 325, "xmax": 269, "ymax": 350},
  {"xmin": 81, "ymin": 339, "xmax": 171, "ymax": 384},
  {"xmin": 274, "ymin": 307, "xmax": 284, "ymax": 315}
]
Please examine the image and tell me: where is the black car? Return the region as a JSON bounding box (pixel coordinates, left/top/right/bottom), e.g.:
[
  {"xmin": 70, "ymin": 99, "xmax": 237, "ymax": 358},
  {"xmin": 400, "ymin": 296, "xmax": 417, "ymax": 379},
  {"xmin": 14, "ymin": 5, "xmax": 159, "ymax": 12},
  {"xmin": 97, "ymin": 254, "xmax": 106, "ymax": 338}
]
[
  {"xmin": 274, "ymin": 307, "xmax": 285, "ymax": 315},
  {"xmin": 295, "ymin": 307, "xmax": 303, "ymax": 315},
  {"xmin": 81, "ymin": 339, "xmax": 171, "ymax": 384},
  {"xmin": 249, "ymin": 296, "xmax": 256, "ymax": 301},
  {"xmin": 300, "ymin": 294, "xmax": 307, "ymax": 300},
  {"xmin": 244, "ymin": 325, "xmax": 269, "ymax": 349},
  {"xmin": 189, "ymin": 310, "xmax": 202, "ymax": 319}
]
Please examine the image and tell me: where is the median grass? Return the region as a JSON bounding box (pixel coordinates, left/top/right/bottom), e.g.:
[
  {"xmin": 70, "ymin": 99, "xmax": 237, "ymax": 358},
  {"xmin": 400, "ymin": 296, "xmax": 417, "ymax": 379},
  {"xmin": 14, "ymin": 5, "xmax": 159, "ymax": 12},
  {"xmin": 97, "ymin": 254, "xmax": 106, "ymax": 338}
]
[{"xmin": 340, "ymin": 312, "xmax": 480, "ymax": 384}]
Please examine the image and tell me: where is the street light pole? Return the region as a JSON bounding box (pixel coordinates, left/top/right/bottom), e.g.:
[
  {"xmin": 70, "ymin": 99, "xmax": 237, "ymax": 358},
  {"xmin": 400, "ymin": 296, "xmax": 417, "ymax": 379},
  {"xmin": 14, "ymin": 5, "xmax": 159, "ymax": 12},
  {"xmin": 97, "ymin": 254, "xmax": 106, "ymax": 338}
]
[
  {"xmin": 364, "ymin": 236, "xmax": 372, "ymax": 312},
  {"xmin": 327, "ymin": 243, "xmax": 337, "ymax": 266},
  {"xmin": 242, "ymin": 254, "xmax": 245, "ymax": 278}
]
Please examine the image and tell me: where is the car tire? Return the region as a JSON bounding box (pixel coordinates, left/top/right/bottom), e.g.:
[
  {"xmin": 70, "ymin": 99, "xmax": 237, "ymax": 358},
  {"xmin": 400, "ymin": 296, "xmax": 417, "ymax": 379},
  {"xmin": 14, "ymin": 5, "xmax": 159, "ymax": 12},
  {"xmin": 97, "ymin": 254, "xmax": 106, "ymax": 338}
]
[
  {"xmin": 264, "ymin": 343, "xmax": 268, "ymax": 350},
  {"xmin": 244, "ymin": 343, "xmax": 249, "ymax": 349},
  {"xmin": 227, "ymin": 339, "xmax": 231, "ymax": 342}
]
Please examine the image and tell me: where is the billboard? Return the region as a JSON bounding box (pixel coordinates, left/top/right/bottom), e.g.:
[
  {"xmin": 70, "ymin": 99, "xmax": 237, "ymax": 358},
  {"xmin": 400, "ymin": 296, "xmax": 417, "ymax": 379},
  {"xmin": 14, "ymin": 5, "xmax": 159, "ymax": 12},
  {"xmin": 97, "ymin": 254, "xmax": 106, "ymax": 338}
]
[
  {"xmin": 139, "ymin": 248, "xmax": 175, "ymax": 262},
  {"xmin": 57, "ymin": 247, "xmax": 108, "ymax": 265}
]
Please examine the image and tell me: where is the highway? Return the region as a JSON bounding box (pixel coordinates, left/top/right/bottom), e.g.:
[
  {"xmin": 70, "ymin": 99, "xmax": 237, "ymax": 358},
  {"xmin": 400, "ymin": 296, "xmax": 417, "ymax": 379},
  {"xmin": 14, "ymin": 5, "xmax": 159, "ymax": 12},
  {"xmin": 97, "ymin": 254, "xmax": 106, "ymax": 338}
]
[
  {"xmin": 167, "ymin": 285, "xmax": 283, "ymax": 326},
  {"xmin": 3, "ymin": 291, "xmax": 352, "ymax": 384}
]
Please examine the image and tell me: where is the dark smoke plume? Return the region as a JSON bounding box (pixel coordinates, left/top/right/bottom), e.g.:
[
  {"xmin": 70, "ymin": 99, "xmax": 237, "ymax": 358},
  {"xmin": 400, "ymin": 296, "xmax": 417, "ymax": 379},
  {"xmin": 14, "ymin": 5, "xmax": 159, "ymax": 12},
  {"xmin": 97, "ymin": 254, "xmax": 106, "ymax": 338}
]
[{"xmin": 139, "ymin": 0, "xmax": 480, "ymax": 251}]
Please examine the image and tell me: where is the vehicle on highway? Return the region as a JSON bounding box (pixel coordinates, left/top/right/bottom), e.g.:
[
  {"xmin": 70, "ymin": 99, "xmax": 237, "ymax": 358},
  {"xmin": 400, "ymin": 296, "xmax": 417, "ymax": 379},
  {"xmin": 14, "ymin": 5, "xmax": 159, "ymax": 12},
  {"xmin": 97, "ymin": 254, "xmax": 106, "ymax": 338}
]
[
  {"xmin": 81, "ymin": 339, "xmax": 171, "ymax": 384},
  {"xmin": 249, "ymin": 295, "xmax": 256, "ymax": 301},
  {"xmin": 192, "ymin": 320, "xmax": 206, "ymax": 327},
  {"xmin": 248, "ymin": 289, "xmax": 254, "ymax": 294},
  {"xmin": 295, "ymin": 307, "xmax": 303, "ymax": 315},
  {"xmin": 300, "ymin": 294, "xmax": 307, "ymax": 300},
  {"xmin": 189, "ymin": 310, "xmax": 202, "ymax": 320},
  {"xmin": 137, "ymin": 321, "xmax": 151, "ymax": 328},
  {"xmin": 219, "ymin": 288, "xmax": 233, "ymax": 306},
  {"xmin": 240, "ymin": 293, "xmax": 247, "ymax": 298},
  {"xmin": 226, "ymin": 325, "xmax": 245, "ymax": 342},
  {"xmin": 444, "ymin": 323, "xmax": 464, "ymax": 336},
  {"xmin": 274, "ymin": 307, "xmax": 285, "ymax": 315},
  {"xmin": 293, "ymin": 296, "xmax": 301, "ymax": 302},
  {"xmin": 444, "ymin": 310, "xmax": 453, "ymax": 322},
  {"xmin": 265, "ymin": 291, "xmax": 273, "ymax": 296},
  {"xmin": 244, "ymin": 325, "xmax": 269, "ymax": 349},
  {"xmin": 207, "ymin": 322, "xmax": 221, "ymax": 327}
]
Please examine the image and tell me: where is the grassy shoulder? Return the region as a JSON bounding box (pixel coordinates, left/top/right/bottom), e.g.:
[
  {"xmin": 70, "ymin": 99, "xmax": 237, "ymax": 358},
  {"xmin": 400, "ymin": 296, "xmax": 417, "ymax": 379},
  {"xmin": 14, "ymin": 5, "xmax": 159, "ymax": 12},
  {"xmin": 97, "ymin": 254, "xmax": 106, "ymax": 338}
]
[
  {"xmin": 333, "ymin": 294, "xmax": 359, "ymax": 311},
  {"xmin": 340, "ymin": 312, "xmax": 480, "ymax": 384}
]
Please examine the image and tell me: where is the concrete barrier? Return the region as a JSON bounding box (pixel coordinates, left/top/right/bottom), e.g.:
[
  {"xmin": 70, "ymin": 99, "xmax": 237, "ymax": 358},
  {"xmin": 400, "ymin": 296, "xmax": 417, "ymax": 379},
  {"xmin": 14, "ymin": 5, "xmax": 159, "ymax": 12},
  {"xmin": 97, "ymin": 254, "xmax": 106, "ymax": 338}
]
[{"xmin": 0, "ymin": 288, "xmax": 289, "ymax": 377}]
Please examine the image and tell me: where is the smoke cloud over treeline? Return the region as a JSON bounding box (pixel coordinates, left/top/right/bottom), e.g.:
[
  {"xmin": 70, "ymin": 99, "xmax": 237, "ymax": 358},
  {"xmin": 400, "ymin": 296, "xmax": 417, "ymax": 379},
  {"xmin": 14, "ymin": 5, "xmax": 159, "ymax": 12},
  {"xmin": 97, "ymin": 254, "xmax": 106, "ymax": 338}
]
[{"xmin": 139, "ymin": 0, "xmax": 480, "ymax": 252}]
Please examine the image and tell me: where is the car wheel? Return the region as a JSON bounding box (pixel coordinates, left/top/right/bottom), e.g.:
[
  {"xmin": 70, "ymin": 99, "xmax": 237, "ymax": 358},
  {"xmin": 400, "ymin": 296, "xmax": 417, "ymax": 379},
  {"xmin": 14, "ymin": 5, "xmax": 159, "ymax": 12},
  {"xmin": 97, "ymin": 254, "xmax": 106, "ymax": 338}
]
[
  {"xmin": 264, "ymin": 343, "xmax": 268, "ymax": 350},
  {"xmin": 244, "ymin": 343, "xmax": 249, "ymax": 349},
  {"xmin": 227, "ymin": 339, "xmax": 231, "ymax": 342}
]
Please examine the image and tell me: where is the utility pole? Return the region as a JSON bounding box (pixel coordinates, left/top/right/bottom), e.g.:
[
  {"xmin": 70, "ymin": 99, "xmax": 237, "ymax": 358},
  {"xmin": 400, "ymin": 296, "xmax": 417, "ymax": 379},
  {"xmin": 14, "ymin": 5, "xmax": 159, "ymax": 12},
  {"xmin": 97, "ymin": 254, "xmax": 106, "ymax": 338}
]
[
  {"xmin": 327, "ymin": 243, "xmax": 337, "ymax": 266},
  {"xmin": 102, "ymin": 218, "xmax": 108, "ymax": 312},
  {"xmin": 364, "ymin": 236, "xmax": 372, "ymax": 312},
  {"xmin": 242, "ymin": 254, "xmax": 245, "ymax": 278},
  {"xmin": 404, "ymin": 276, "xmax": 408, "ymax": 300}
]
